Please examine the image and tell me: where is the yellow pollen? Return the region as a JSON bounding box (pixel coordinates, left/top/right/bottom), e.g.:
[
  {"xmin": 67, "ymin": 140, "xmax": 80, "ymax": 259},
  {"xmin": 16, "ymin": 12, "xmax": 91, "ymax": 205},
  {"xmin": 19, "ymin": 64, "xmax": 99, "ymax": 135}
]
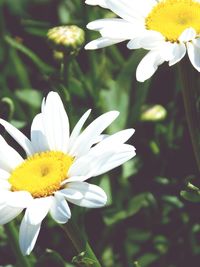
[
  {"xmin": 9, "ymin": 151, "xmax": 74, "ymax": 198},
  {"xmin": 145, "ymin": 0, "xmax": 200, "ymax": 42}
]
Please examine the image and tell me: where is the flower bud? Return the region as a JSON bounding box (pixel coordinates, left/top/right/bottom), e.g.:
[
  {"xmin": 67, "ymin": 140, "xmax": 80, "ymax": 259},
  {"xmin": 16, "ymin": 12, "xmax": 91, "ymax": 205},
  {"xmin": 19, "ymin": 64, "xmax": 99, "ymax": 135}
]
[
  {"xmin": 140, "ymin": 104, "xmax": 167, "ymax": 122},
  {"xmin": 53, "ymin": 50, "xmax": 64, "ymax": 61},
  {"xmin": 47, "ymin": 25, "xmax": 85, "ymax": 55}
]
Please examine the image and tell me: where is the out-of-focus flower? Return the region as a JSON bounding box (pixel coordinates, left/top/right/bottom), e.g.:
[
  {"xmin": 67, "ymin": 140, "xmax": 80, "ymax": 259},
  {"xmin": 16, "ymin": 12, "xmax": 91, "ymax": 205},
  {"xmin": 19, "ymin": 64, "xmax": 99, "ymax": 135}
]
[
  {"xmin": 85, "ymin": 0, "xmax": 200, "ymax": 82},
  {"xmin": 140, "ymin": 104, "xmax": 167, "ymax": 122},
  {"xmin": 47, "ymin": 25, "xmax": 85, "ymax": 55},
  {"xmin": 0, "ymin": 91, "xmax": 135, "ymax": 255}
]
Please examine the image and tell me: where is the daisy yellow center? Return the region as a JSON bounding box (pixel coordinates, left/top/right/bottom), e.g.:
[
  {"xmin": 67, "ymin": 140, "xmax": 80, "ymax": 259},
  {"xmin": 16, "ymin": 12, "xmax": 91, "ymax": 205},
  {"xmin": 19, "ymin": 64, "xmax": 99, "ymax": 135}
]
[
  {"xmin": 9, "ymin": 151, "xmax": 74, "ymax": 198},
  {"xmin": 146, "ymin": 0, "xmax": 200, "ymax": 42}
]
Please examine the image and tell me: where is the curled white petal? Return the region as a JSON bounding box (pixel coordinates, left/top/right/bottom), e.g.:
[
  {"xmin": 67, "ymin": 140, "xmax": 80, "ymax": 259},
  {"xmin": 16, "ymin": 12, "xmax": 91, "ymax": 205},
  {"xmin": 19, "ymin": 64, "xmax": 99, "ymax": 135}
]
[
  {"xmin": 60, "ymin": 182, "xmax": 107, "ymax": 208},
  {"xmin": 187, "ymin": 41, "xmax": 200, "ymax": 72},
  {"xmin": 179, "ymin": 27, "xmax": 196, "ymax": 43},
  {"xmin": 50, "ymin": 193, "xmax": 71, "ymax": 224},
  {"xmin": 136, "ymin": 50, "xmax": 165, "ymax": 82}
]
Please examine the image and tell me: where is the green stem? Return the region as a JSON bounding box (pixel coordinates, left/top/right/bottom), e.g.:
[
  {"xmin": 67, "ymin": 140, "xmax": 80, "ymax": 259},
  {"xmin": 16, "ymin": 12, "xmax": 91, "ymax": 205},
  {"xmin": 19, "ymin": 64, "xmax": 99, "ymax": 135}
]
[
  {"xmin": 63, "ymin": 53, "xmax": 73, "ymax": 87},
  {"xmin": 72, "ymin": 59, "xmax": 94, "ymax": 97},
  {"xmin": 4, "ymin": 222, "xmax": 31, "ymax": 267},
  {"xmin": 128, "ymin": 79, "xmax": 151, "ymax": 126},
  {"xmin": 178, "ymin": 60, "xmax": 200, "ymax": 172},
  {"xmin": 61, "ymin": 220, "xmax": 102, "ymax": 267}
]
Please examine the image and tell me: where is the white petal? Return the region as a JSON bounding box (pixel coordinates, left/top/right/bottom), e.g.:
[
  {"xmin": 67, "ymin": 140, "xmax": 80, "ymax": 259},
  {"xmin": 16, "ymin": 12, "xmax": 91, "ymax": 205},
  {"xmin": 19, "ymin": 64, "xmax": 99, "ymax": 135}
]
[
  {"xmin": 58, "ymin": 188, "xmax": 84, "ymax": 200},
  {"xmin": 68, "ymin": 109, "xmax": 91, "ymax": 151},
  {"xmin": 62, "ymin": 176, "xmax": 88, "ymax": 184},
  {"xmin": 0, "ymin": 169, "xmax": 10, "ymax": 180},
  {"xmin": 7, "ymin": 191, "xmax": 33, "ymax": 208},
  {"xmin": 69, "ymin": 133, "xmax": 135, "ymax": 178},
  {"xmin": 136, "ymin": 50, "xmax": 164, "ymax": 82},
  {"xmin": 41, "ymin": 92, "xmax": 70, "ymax": 153},
  {"xmin": 85, "ymin": 37, "xmax": 125, "ymax": 49},
  {"xmin": 92, "ymin": 144, "xmax": 136, "ymax": 176},
  {"xmin": 105, "ymin": 0, "xmax": 156, "ymax": 22},
  {"xmin": 0, "ymin": 190, "xmax": 10, "ymax": 205},
  {"xmin": 0, "ymin": 135, "xmax": 24, "ymax": 172},
  {"xmin": 168, "ymin": 43, "xmax": 186, "ymax": 66},
  {"xmin": 50, "ymin": 193, "xmax": 71, "ymax": 224},
  {"xmin": 179, "ymin": 27, "xmax": 196, "ymax": 43},
  {"xmin": 97, "ymin": 19, "xmax": 144, "ymax": 39},
  {"xmin": 19, "ymin": 214, "xmax": 41, "ymax": 255},
  {"xmin": 0, "ymin": 205, "xmax": 23, "ymax": 224},
  {"xmin": 87, "ymin": 18, "xmax": 126, "ymax": 31},
  {"xmin": 69, "ymin": 111, "xmax": 119, "ymax": 157},
  {"xmin": 60, "ymin": 182, "xmax": 107, "ymax": 208},
  {"xmin": 92, "ymin": 128, "xmax": 135, "ymax": 147},
  {"xmin": 0, "ymin": 179, "xmax": 11, "ymax": 190},
  {"xmin": 0, "ymin": 119, "xmax": 34, "ymax": 156},
  {"xmin": 187, "ymin": 42, "xmax": 200, "ymax": 72},
  {"xmin": 127, "ymin": 31, "xmax": 164, "ymax": 50},
  {"xmin": 194, "ymin": 38, "xmax": 200, "ymax": 48},
  {"xmin": 25, "ymin": 197, "xmax": 52, "ymax": 225},
  {"xmin": 85, "ymin": 0, "xmax": 108, "ymax": 8},
  {"xmin": 30, "ymin": 113, "xmax": 49, "ymax": 153},
  {"xmin": 68, "ymin": 153, "xmax": 110, "ymax": 178}
]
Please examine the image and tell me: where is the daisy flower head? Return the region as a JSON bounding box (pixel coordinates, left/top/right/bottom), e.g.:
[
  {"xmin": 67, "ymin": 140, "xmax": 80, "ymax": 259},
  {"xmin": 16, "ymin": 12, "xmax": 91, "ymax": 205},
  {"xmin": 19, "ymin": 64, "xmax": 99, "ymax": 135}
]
[
  {"xmin": 85, "ymin": 0, "xmax": 200, "ymax": 82},
  {"xmin": 0, "ymin": 92, "xmax": 135, "ymax": 255}
]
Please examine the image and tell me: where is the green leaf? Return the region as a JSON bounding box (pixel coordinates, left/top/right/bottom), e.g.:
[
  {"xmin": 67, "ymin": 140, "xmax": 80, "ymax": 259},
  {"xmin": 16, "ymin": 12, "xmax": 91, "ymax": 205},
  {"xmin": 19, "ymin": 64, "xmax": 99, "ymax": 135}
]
[
  {"xmin": 10, "ymin": 48, "xmax": 31, "ymax": 88},
  {"xmin": 104, "ymin": 193, "xmax": 154, "ymax": 225},
  {"xmin": 122, "ymin": 157, "xmax": 142, "ymax": 181},
  {"xmin": 162, "ymin": 195, "xmax": 183, "ymax": 208},
  {"xmin": 180, "ymin": 190, "xmax": 200, "ymax": 203},
  {"xmin": 15, "ymin": 89, "xmax": 42, "ymax": 109},
  {"xmin": 99, "ymin": 175, "xmax": 112, "ymax": 206},
  {"xmin": 5, "ymin": 35, "xmax": 54, "ymax": 73},
  {"xmin": 100, "ymin": 79, "xmax": 129, "ymax": 132},
  {"xmin": 137, "ymin": 253, "xmax": 159, "ymax": 267}
]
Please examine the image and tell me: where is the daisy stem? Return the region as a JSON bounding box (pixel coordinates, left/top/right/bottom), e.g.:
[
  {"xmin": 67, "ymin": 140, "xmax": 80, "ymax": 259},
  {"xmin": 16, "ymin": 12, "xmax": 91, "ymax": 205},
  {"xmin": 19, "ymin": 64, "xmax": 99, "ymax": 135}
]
[
  {"xmin": 4, "ymin": 222, "xmax": 31, "ymax": 267},
  {"xmin": 61, "ymin": 220, "xmax": 102, "ymax": 267},
  {"xmin": 63, "ymin": 53, "xmax": 73, "ymax": 87},
  {"xmin": 178, "ymin": 61, "xmax": 200, "ymax": 172}
]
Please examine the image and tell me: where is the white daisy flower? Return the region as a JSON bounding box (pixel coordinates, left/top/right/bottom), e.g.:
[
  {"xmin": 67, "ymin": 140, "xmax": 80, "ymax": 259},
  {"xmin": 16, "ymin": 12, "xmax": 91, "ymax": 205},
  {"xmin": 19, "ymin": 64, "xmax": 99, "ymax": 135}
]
[
  {"xmin": 0, "ymin": 91, "xmax": 135, "ymax": 255},
  {"xmin": 85, "ymin": 0, "xmax": 200, "ymax": 82}
]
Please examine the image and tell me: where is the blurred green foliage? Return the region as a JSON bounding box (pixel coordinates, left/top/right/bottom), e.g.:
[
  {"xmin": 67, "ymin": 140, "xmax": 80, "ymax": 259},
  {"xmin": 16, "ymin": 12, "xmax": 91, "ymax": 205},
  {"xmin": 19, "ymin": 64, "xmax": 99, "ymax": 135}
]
[{"xmin": 1, "ymin": 0, "xmax": 200, "ymax": 267}]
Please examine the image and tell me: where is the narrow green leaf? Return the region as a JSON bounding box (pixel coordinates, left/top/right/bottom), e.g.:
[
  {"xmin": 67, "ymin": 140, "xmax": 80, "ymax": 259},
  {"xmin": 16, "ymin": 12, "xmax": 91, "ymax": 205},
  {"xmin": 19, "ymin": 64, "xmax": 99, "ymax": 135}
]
[{"xmin": 5, "ymin": 35, "xmax": 53, "ymax": 73}]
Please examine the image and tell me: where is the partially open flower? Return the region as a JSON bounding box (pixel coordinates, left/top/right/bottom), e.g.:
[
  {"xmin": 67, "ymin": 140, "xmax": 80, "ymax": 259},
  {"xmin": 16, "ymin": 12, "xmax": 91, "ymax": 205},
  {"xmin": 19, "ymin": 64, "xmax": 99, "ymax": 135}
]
[
  {"xmin": 47, "ymin": 25, "xmax": 85, "ymax": 55},
  {"xmin": 0, "ymin": 91, "xmax": 135, "ymax": 255},
  {"xmin": 85, "ymin": 0, "xmax": 200, "ymax": 82}
]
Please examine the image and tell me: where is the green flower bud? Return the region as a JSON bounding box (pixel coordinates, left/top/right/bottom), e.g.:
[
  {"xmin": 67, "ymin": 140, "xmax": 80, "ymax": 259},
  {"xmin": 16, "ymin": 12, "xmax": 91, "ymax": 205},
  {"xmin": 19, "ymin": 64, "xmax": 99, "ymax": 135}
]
[
  {"xmin": 140, "ymin": 104, "xmax": 167, "ymax": 122},
  {"xmin": 53, "ymin": 50, "xmax": 64, "ymax": 61},
  {"xmin": 47, "ymin": 25, "xmax": 85, "ymax": 55}
]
